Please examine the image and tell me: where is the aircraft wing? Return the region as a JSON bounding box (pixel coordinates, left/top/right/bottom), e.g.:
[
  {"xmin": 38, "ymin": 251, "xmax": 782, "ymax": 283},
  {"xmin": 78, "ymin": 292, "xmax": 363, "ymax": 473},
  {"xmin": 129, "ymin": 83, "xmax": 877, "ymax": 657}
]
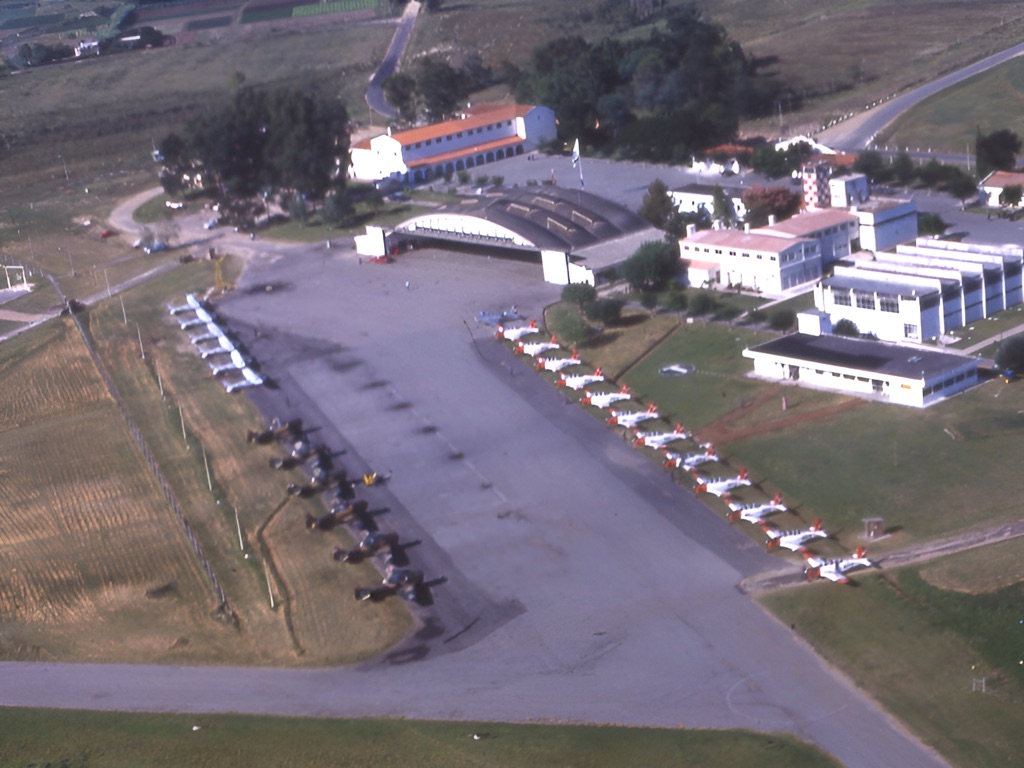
[
  {"xmin": 186, "ymin": 293, "xmax": 203, "ymax": 310},
  {"xmin": 242, "ymin": 367, "xmax": 264, "ymax": 386},
  {"xmin": 229, "ymin": 349, "xmax": 247, "ymax": 369},
  {"xmin": 195, "ymin": 307, "xmax": 214, "ymax": 324}
]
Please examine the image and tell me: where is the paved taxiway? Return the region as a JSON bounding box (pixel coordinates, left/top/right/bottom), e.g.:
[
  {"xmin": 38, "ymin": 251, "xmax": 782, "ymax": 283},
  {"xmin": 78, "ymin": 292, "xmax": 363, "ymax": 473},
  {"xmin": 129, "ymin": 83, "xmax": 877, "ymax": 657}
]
[{"xmin": 0, "ymin": 242, "xmax": 948, "ymax": 768}]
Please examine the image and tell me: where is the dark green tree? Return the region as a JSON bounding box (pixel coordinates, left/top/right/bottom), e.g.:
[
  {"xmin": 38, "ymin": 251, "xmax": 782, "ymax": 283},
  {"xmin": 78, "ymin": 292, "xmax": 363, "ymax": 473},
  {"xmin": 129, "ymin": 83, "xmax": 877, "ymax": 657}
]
[
  {"xmin": 976, "ymin": 128, "xmax": 1022, "ymax": 179},
  {"xmin": 584, "ymin": 298, "xmax": 624, "ymax": 324},
  {"xmin": 995, "ymin": 333, "xmax": 1024, "ymax": 374},
  {"xmin": 853, "ymin": 149, "xmax": 885, "ymax": 180},
  {"xmin": 621, "ymin": 240, "xmax": 679, "ymax": 292},
  {"xmin": 415, "ymin": 56, "xmax": 465, "ymax": 119},
  {"xmin": 562, "ymin": 283, "xmax": 597, "ymax": 307},
  {"xmin": 999, "ymin": 185, "xmax": 1023, "ymax": 208},
  {"xmin": 892, "ymin": 152, "xmax": 915, "ymax": 185},
  {"xmin": 711, "ymin": 185, "xmax": 736, "ymax": 227},
  {"xmin": 767, "ymin": 307, "xmax": 795, "ymax": 331},
  {"xmin": 383, "ymin": 73, "xmax": 418, "ymax": 123},
  {"xmin": 688, "ymin": 291, "xmax": 717, "ymax": 316},
  {"xmin": 638, "ymin": 179, "xmax": 675, "ymax": 229},
  {"xmin": 833, "ymin": 318, "xmax": 859, "ymax": 337}
]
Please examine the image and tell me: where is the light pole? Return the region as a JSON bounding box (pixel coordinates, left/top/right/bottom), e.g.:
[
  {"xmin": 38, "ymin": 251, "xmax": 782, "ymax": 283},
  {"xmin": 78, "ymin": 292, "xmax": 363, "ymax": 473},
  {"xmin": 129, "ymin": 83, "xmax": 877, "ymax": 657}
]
[{"xmin": 58, "ymin": 154, "xmax": 69, "ymax": 181}]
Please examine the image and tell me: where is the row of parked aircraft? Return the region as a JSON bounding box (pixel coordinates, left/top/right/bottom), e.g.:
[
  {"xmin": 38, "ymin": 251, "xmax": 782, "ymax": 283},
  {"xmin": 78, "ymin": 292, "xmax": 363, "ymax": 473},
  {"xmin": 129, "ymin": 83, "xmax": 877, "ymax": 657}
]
[
  {"xmin": 167, "ymin": 293, "xmax": 265, "ymax": 394},
  {"xmin": 492, "ymin": 315, "xmax": 877, "ymax": 585},
  {"xmin": 246, "ymin": 417, "xmax": 438, "ymax": 604}
]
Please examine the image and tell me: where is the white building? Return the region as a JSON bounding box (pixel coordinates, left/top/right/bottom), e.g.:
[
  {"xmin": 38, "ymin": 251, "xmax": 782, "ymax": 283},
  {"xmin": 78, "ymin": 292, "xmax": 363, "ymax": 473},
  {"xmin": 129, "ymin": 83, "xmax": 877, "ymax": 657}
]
[
  {"xmin": 349, "ymin": 103, "xmax": 557, "ymax": 185},
  {"xmin": 851, "ymin": 197, "xmax": 918, "ymax": 252},
  {"xmin": 812, "ymin": 239, "xmax": 1024, "ymax": 342},
  {"xmin": 743, "ymin": 332, "xmax": 979, "ymax": 408},
  {"xmin": 979, "ymin": 170, "xmax": 1024, "ymax": 208},
  {"xmin": 669, "ymin": 183, "xmax": 747, "ymax": 224},
  {"xmin": 828, "ymin": 173, "xmax": 869, "ymax": 208},
  {"xmin": 679, "ymin": 228, "xmax": 821, "ymax": 292},
  {"xmin": 754, "ymin": 207, "xmax": 858, "ymax": 267}
]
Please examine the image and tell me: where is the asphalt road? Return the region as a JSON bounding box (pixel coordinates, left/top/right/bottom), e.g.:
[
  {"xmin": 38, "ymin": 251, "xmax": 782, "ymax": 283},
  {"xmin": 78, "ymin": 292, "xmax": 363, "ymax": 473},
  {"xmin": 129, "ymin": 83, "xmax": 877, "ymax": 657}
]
[
  {"xmin": 0, "ymin": 236, "xmax": 950, "ymax": 768},
  {"xmin": 364, "ymin": 0, "xmax": 420, "ymax": 120},
  {"xmin": 817, "ymin": 42, "xmax": 1024, "ymax": 151}
]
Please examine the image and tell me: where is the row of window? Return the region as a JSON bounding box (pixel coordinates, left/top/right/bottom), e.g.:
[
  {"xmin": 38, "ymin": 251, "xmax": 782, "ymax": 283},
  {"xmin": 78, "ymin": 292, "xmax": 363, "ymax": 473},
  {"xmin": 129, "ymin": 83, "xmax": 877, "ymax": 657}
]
[
  {"xmin": 410, "ymin": 120, "xmax": 515, "ymax": 150},
  {"xmin": 831, "ymin": 290, "xmax": 900, "ymax": 313},
  {"xmin": 923, "ymin": 372, "xmax": 969, "ymax": 396}
]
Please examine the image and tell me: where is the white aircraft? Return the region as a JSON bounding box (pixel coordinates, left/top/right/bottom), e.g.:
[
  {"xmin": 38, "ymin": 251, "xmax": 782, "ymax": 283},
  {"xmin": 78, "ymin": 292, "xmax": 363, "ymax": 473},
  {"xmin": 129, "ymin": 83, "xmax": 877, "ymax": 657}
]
[
  {"xmin": 224, "ymin": 367, "xmax": 264, "ymax": 393},
  {"xmin": 632, "ymin": 423, "xmax": 691, "ymax": 449},
  {"xmin": 209, "ymin": 349, "xmax": 247, "ymax": 376},
  {"xmin": 693, "ymin": 468, "xmax": 751, "ymax": 497},
  {"xmin": 580, "ymin": 386, "xmax": 631, "ymax": 409},
  {"xmin": 803, "ymin": 547, "xmax": 875, "ymax": 583},
  {"xmin": 495, "ymin": 320, "xmax": 539, "ymax": 341},
  {"xmin": 607, "ymin": 403, "xmax": 659, "ymax": 428},
  {"xmin": 664, "ymin": 443, "xmax": 718, "ymax": 471},
  {"xmin": 188, "ymin": 323, "xmax": 226, "ymax": 344},
  {"xmin": 535, "ymin": 350, "xmax": 583, "ymax": 372},
  {"xmin": 178, "ymin": 306, "xmax": 214, "ymax": 329},
  {"xmin": 198, "ymin": 336, "xmax": 237, "ymax": 358},
  {"xmin": 762, "ymin": 518, "xmax": 828, "ymax": 551},
  {"xmin": 515, "ymin": 336, "xmax": 560, "ymax": 357},
  {"xmin": 726, "ymin": 493, "xmax": 786, "ymax": 524},
  {"xmin": 167, "ymin": 293, "xmax": 204, "ymax": 314},
  {"xmin": 557, "ymin": 367, "xmax": 604, "ymax": 390}
]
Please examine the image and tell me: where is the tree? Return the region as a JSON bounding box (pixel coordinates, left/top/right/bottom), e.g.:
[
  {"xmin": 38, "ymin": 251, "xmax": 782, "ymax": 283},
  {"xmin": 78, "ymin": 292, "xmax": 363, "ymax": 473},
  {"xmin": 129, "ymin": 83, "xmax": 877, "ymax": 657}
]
[
  {"xmin": 621, "ymin": 240, "xmax": 678, "ymax": 292},
  {"xmin": 383, "ymin": 73, "xmax": 418, "ymax": 123},
  {"xmin": 767, "ymin": 307, "xmax": 795, "ymax": 331},
  {"xmin": 917, "ymin": 212, "xmax": 948, "ymax": 236},
  {"xmin": 741, "ymin": 186, "xmax": 801, "ymax": 227},
  {"xmin": 711, "ymin": 185, "xmax": 736, "ymax": 227},
  {"xmin": 415, "ymin": 56, "xmax": 464, "ymax": 119},
  {"xmin": 976, "ymin": 128, "xmax": 1021, "ymax": 179},
  {"xmin": 561, "ymin": 283, "xmax": 597, "ymax": 307},
  {"xmin": 892, "ymin": 152, "xmax": 915, "ymax": 185},
  {"xmin": 945, "ymin": 168, "xmax": 978, "ymax": 207},
  {"xmin": 833, "ymin": 318, "xmax": 859, "ymax": 337},
  {"xmin": 688, "ymin": 291, "xmax": 717, "ymax": 316},
  {"xmin": 638, "ymin": 179, "xmax": 675, "ymax": 229},
  {"xmin": 853, "ymin": 150, "xmax": 885, "ymax": 180},
  {"xmin": 999, "ymin": 185, "xmax": 1023, "ymax": 209},
  {"xmin": 584, "ymin": 298, "xmax": 624, "ymax": 324},
  {"xmin": 995, "ymin": 332, "xmax": 1024, "ymax": 374}
]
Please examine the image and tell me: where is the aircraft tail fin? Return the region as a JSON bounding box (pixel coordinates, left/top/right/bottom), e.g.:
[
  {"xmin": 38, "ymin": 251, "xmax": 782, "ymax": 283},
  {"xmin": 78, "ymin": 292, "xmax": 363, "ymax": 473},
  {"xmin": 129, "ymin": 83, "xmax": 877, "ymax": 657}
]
[
  {"xmin": 694, "ymin": 483, "xmax": 707, "ymax": 494},
  {"xmin": 811, "ymin": 517, "xmax": 823, "ymax": 531},
  {"xmin": 854, "ymin": 546, "xmax": 867, "ymax": 559},
  {"xmin": 738, "ymin": 468, "xmax": 749, "ymax": 481},
  {"xmin": 771, "ymin": 492, "xmax": 783, "ymax": 506}
]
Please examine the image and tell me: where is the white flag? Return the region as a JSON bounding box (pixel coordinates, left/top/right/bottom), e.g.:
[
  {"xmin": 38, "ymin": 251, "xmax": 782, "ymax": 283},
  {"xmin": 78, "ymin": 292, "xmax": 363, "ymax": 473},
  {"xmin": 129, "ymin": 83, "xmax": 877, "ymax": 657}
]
[{"xmin": 571, "ymin": 138, "xmax": 580, "ymax": 168}]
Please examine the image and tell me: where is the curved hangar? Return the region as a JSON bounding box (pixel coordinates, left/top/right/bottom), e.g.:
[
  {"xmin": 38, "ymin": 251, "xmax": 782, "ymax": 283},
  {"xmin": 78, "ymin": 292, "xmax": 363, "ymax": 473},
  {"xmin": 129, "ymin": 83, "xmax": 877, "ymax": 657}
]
[{"xmin": 359, "ymin": 186, "xmax": 661, "ymax": 285}]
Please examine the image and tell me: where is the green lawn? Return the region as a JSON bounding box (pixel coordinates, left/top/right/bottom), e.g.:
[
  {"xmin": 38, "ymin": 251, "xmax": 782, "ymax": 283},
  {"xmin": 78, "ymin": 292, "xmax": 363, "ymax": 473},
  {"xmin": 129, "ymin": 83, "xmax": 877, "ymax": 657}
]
[
  {"xmin": 0, "ymin": 709, "xmax": 839, "ymax": 768},
  {"xmin": 762, "ymin": 544, "xmax": 1024, "ymax": 768}
]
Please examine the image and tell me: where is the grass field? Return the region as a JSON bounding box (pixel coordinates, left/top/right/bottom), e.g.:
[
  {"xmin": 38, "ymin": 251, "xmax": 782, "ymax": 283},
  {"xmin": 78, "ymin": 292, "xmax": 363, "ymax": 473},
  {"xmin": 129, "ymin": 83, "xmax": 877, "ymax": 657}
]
[
  {"xmin": 761, "ymin": 545, "xmax": 1024, "ymax": 768},
  {"xmin": 882, "ymin": 55, "xmax": 1024, "ymax": 153},
  {"xmin": 0, "ymin": 708, "xmax": 840, "ymax": 768}
]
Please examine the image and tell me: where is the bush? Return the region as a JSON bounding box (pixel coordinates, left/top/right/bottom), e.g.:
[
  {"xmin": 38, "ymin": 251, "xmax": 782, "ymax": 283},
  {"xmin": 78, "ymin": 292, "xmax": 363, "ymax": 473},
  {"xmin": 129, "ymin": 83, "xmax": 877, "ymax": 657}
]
[
  {"xmin": 768, "ymin": 307, "xmax": 795, "ymax": 331},
  {"xmin": 561, "ymin": 283, "xmax": 597, "ymax": 307},
  {"xmin": 833, "ymin": 318, "xmax": 860, "ymax": 337},
  {"xmin": 584, "ymin": 298, "xmax": 624, "ymax": 324},
  {"xmin": 746, "ymin": 308, "xmax": 767, "ymax": 324},
  {"xmin": 995, "ymin": 333, "xmax": 1024, "ymax": 373},
  {"xmin": 688, "ymin": 292, "xmax": 718, "ymax": 316},
  {"xmin": 663, "ymin": 291, "xmax": 687, "ymax": 313}
]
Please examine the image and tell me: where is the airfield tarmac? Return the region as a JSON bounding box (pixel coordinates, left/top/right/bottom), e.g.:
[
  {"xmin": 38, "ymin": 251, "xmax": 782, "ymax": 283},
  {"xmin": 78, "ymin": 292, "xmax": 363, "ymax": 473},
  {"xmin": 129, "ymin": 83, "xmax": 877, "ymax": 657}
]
[{"xmin": 0, "ymin": 237, "xmax": 950, "ymax": 768}]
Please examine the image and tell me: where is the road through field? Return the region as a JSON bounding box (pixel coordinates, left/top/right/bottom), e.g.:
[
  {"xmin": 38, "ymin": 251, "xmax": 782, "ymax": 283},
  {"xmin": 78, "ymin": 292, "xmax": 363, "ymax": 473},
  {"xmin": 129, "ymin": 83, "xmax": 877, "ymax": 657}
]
[{"xmin": 0, "ymin": 238, "xmax": 950, "ymax": 768}]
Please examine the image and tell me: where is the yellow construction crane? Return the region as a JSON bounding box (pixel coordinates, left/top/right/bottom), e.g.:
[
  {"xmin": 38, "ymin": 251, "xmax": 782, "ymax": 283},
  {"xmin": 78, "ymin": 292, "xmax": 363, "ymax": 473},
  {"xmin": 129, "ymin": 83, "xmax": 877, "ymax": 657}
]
[{"xmin": 209, "ymin": 247, "xmax": 234, "ymax": 296}]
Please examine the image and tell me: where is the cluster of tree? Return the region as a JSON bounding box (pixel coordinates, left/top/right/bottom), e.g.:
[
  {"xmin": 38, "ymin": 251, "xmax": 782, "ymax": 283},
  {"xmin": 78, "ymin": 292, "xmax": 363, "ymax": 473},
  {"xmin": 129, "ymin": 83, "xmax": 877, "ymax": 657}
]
[
  {"xmin": 975, "ymin": 128, "xmax": 1021, "ymax": 179},
  {"xmin": 15, "ymin": 42, "xmax": 75, "ymax": 67},
  {"xmin": 748, "ymin": 141, "xmax": 816, "ymax": 179},
  {"xmin": 513, "ymin": 3, "xmax": 781, "ymax": 162},
  {"xmin": 383, "ymin": 53, "xmax": 490, "ymax": 122},
  {"xmin": 852, "ymin": 150, "xmax": 977, "ymax": 203},
  {"xmin": 158, "ymin": 86, "xmax": 349, "ymax": 215}
]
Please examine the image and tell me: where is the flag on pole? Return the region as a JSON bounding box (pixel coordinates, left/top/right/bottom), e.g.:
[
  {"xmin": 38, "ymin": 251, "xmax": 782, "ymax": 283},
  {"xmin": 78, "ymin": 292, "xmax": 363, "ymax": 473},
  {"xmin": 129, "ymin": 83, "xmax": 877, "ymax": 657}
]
[{"xmin": 571, "ymin": 138, "xmax": 584, "ymax": 188}]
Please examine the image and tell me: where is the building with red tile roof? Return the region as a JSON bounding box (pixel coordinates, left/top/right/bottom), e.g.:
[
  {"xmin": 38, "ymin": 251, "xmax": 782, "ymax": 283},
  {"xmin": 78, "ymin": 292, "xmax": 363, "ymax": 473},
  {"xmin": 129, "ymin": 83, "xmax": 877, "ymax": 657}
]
[{"xmin": 349, "ymin": 103, "xmax": 556, "ymax": 185}]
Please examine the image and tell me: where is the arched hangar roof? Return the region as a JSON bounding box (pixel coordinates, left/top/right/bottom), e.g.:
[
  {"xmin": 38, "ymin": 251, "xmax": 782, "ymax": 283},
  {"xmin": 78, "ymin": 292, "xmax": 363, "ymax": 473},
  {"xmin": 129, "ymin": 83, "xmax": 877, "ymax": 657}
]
[{"xmin": 396, "ymin": 186, "xmax": 652, "ymax": 253}]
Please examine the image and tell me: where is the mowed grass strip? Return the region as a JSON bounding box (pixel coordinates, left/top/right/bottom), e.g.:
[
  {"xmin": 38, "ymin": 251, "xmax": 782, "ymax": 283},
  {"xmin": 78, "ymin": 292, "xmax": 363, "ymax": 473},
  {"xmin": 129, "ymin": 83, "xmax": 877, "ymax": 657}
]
[
  {"xmin": 0, "ymin": 708, "xmax": 841, "ymax": 768},
  {"xmin": 761, "ymin": 551, "xmax": 1024, "ymax": 768}
]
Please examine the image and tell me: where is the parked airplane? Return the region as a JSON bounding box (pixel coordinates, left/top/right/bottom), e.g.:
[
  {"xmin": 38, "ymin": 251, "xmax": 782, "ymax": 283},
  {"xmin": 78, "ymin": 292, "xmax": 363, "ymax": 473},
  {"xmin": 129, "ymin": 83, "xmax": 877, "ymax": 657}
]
[
  {"xmin": 476, "ymin": 305, "xmax": 519, "ymax": 326},
  {"xmin": 726, "ymin": 493, "xmax": 786, "ymax": 524},
  {"xmin": 580, "ymin": 386, "xmax": 631, "ymax": 409},
  {"xmin": 607, "ymin": 403, "xmax": 659, "ymax": 428},
  {"xmin": 223, "ymin": 367, "xmax": 264, "ymax": 393},
  {"xmin": 189, "ymin": 323, "xmax": 226, "ymax": 344},
  {"xmin": 762, "ymin": 518, "xmax": 828, "ymax": 551},
  {"xmin": 803, "ymin": 547, "xmax": 875, "ymax": 583},
  {"xmin": 354, "ymin": 565, "xmax": 424, "ymax": 602},
  {"xmin": 632, "ymin": 423, "xmax": 691, "ymax": 449},
  {"xmin": 557, "ymin": 368, "xmax": 604, "ymax": 390},
  {"xmin": 495, "ymin": 320, "xmax": 537, "ymax": 341},
  {"xmin": 209, "ymin": 349, "xmax": 247, "ymax": 376},
  {"xmin": 333, "ymin": 530, "xmax": 400, "ymax": 564},
  {"xmin": 515, "ymin": 336, "xmax": 560, "ymax": 356},
  {"xmin": 663, "ymin": 443, "xmax": 718, "ymax": 471},
  {"xmin": 247, "ymin": 418, "xmax": 304, "ymax": 445},
  {"xmin": 535, "ymin": 350, "xmax": 583, "ymax": 372},
  {"xmin": 178, "ymin": 306, "xmax": 215, "ymax": 330},
  {"xmin": 693, "ymin": 468, "xmax": 751, "ymax": 496},
  {"xmin": 198, "ymin": 336, "xmax": 237, "ymax": 358}
]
